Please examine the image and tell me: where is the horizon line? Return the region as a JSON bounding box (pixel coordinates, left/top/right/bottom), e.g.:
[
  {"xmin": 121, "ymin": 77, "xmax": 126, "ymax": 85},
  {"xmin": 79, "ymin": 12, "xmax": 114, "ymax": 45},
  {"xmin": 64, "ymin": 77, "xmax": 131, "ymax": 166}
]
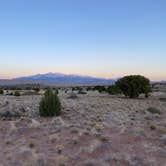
[{"xmin": 0, "ymin": 72, "xmax": 165, "ymax": 82}]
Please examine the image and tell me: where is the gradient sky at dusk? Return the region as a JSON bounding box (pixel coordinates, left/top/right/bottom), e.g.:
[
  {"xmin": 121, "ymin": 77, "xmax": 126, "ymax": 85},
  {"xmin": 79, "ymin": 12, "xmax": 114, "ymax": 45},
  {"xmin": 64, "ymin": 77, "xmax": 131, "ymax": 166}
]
[{"xmin": 0, "ymin": 0, "xmax": 165, "ymax": 80}]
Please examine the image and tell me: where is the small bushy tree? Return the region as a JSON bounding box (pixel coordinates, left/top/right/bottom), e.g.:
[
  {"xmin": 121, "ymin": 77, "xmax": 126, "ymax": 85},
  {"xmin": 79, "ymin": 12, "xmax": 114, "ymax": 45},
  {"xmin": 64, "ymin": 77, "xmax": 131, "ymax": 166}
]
[
  {"xmin": 72, "ymin": 87, "xmax": 82, "ymax": 91},
  {"xmin": 116, "ymin": 75, "xmax": 151, "ymax": 98},
  {"xmin": 14, "ymin": 91, "xmax": 21, "ymax": 96},
  {"xmin": 39, "ymin": 88, "xmax": 61, "ymax": 117},
  {"xmin": 93, "ymin": 86, "xmax": 106, "ymax": 93},
  {"xmin": 0, "ymin": 89, "xmax": 3, "ymax": 95}
]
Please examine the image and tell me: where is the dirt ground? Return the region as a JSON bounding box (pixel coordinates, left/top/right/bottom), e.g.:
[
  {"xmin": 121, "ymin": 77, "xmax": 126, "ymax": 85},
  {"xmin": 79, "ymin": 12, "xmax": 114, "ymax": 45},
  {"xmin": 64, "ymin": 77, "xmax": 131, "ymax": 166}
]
[{"xmin": 0, "ymin": 91, "xmax": 166, "ymax": 166}]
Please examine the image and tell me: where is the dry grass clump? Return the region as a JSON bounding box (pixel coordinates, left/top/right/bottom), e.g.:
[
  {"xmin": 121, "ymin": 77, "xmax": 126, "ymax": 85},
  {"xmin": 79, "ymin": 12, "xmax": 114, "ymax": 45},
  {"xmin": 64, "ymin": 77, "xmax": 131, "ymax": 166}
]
[
  {"xmin": 150, "ymin": 125, "xmax": 156, "ymax": 130},
  {"xmin": 146, "ymin": 107, "xmax": 161, "ymax": 114},
  {"xmin": 56, "ymin": 145, "xmax": 64, "ymax": 154},
  {"xmin": 29, "ymin": 142, "xmax": 35, "ymax": 148},
  {"xmin": 72, "ymin": 136, "xmax": 79, "ymax": 145},
  {"xmin": 56, "ymin": 155, "xmax": 69, "ymax": 166}
]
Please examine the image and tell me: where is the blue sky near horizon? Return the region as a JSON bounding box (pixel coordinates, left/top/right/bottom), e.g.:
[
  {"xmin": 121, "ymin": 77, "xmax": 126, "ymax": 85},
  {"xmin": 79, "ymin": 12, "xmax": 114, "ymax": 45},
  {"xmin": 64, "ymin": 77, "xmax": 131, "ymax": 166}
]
[{"xmin": 0, "ymin": 0, "xmax": 165, "ymax": 80}]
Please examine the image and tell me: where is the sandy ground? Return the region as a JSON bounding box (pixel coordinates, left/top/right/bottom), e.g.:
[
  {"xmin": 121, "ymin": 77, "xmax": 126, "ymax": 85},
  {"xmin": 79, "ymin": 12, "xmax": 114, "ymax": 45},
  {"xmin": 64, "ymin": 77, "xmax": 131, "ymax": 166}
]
[{"xmin": 0, "ymin": 91, "xmax": 166, "ymax": 166}]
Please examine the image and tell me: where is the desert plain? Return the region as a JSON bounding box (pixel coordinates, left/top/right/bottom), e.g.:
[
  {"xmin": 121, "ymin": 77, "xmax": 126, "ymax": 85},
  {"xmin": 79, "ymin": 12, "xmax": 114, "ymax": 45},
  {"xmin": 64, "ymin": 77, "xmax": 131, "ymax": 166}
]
[{"xmin": 0, "ymin": 88, "xmax": 166, "ymax": 166}]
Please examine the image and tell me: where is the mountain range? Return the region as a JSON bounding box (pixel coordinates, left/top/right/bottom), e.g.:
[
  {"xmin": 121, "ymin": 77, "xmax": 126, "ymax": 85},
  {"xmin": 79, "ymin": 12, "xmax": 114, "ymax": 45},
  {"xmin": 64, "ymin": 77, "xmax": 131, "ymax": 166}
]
[{"xmin": 0, "ymin": 73, "xmax": 115, "ymax": 86}]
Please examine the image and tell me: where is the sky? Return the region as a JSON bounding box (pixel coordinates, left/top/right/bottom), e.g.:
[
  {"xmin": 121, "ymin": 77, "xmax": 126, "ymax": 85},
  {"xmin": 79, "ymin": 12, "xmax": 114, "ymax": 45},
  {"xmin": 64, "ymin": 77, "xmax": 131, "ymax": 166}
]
[{"xmin": 0, "ymin": 0, "xmax": 165, "ymax": 81}]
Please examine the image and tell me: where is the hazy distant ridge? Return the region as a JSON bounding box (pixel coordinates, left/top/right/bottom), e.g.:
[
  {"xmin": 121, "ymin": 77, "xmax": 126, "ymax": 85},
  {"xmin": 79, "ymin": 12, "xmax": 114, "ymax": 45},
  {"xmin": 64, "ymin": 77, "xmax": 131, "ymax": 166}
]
[
  {"xmin": 0, "ymin": 73, "xmax": 115, "ymax": 86},
  {"xmin": 14, "ymin": 72, "xmax": 115, "ymax": 85}
]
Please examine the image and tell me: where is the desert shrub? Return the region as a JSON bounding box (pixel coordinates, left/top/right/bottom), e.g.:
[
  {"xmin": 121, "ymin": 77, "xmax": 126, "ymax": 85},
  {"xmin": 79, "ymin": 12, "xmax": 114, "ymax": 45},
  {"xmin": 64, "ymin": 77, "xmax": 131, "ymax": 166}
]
[
  {"xmin": 86, "ymin": 87, "xmax": 93, "ymax": 91},
  {"xmin": 72, "ymin": 87, "xmax": 75, "ymax": 91},
  {"xmin": 0, "ymin": 89, "xmax": 4, "ymax": 95},
  {"xmin": 29, "ymin": 142, "xmax": 35, "ymax": 148},
  {"xmin": 9, "ymin": 92, "xmax": 13, "ymax": 96},
  {"xmin": 72, "ymin": 87, "xmax": 82, "ymax": 91},
  {"xmin": 55, "ymin": 89, "xmax": 59, "ymax": 94},
  {"xmin": 93, "ymin": 86, "xmax": 106, "ymax": 93},
  {"xmin": 107, "ymin": 85, "xmax": 122, "ymax": 95},
  {"xmin": 33, "ymin": 87, "xmax": 40, "ymax": 93},
  {"xmin": 64, "ymin": 90, "xmax": 68, "ymax": 93},
  {"xmin": 44, "ymin": 86, "xmax": 50, "ymax": 90},
  {"xmin": 159, "ymin": 98, "xmax": 166, "ymax": 102},
  {"xmin": 52, "ymin": 87, "xmax": 59, "ymax": 94},
  {"xmin": 39, "ymin": 88, "xmax": 61, "ymax": 117},
  {"xmin": 116, "ymin": 75, "xmax": 151, "ymax": 98},
  {"xmin": 25, "ymin": 87, "xmax": 32, "ymax": 90},
  {"xmin": 150, "ymin": 124, "xmax": 156, "ymax": 130},
  {"xmin": 78, "ymin": 90, "xmax": 87, "ymax": 95},
  {"xmin": 22, "ymin": 91, "xmax": 37, "ymax": 96},
  {"xmin": 147, "ymin": 107, "xmax": 161, "ymax": 114},
  {"xmin": 14, "ymin": 91, "xmax": 21, "ymax": 96}
]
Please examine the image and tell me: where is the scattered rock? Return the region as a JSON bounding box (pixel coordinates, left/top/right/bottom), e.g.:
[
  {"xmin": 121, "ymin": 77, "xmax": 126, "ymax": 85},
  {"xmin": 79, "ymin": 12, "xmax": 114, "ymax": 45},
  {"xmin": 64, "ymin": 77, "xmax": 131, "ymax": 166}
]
[
  {"xmin": 51, "ymin": 117, "xmax": 66, "ymax": 127},
  {"xmin": 49, "ymin": 133, "xmax": 59, "ymax": 143},
  {"xmin": 87, "ymin": 140, "xmax": 101, "ymax": 153},
  {"xmin": 70, "ymin": 127, "xmax": 79, "ymax": 134},
  {"xmin": 30, "ymin": 119, "xmax": 41, "ymax": 128}
]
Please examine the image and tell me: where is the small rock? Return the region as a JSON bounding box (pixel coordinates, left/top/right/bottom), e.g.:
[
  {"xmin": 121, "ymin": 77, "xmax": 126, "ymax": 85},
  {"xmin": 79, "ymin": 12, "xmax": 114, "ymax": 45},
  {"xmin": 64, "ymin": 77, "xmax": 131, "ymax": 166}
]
[
  {"xmin": 87, "ymin": 140, "xmax": 101, "ymax": 153},
  {"xmin": 51, "ymin": 117, "xmax": 66, "ymax": 127},
  {"xmin": 30, "ymin": 119, "xmax": 41, "ymax": 128},
  {"xmin": 49, "ymin": 133, "xmax": 59, "ymax": 143},
  {"xmin": 70, "ymin": 127, "xmax": 79, "ymax": 134}
]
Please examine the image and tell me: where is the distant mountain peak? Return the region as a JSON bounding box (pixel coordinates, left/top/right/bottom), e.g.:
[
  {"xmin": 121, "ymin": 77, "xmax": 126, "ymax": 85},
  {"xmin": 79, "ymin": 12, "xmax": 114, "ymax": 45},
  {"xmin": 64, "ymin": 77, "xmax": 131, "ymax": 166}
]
[
  {"xmin": 0, "ymin": 73, "xmax": 164, "ymax": 86},
  {"xmin": 3, "ymin": 72, "xmax": 115, "ymax": 86}
]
